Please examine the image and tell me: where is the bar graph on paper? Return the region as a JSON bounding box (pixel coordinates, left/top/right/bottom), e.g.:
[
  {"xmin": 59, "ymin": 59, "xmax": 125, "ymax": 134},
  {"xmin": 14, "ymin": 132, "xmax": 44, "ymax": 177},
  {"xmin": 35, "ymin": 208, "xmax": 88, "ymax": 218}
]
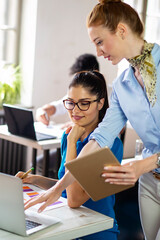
[{"xmin": 23, "ymin": 184, "xmax": 67, "ymax": 211}]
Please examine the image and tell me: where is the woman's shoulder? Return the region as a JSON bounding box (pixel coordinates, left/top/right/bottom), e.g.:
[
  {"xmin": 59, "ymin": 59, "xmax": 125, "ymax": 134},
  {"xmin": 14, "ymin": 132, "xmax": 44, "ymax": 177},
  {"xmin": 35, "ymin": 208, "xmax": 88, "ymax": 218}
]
[
  {"xmin": 152, "ymin": 43, "xmax": 160, "ymax": 64},
  {"xmin": 153, "ymin": 42, "xmax": 160, "ymax": 52},
  {"xmin": 111, "ymin": 137, "xmax": 123, "ymax": 163},
  {"xmin": 61, "ymin": 131, "xmax": 68, "ymax": 151},
  {"xmin": 113, "ymin": 66, "xmax": 132, "ymax": 86},
  {"xmin": 112, "ymin": 136, "xmax": 123, "ymax": 148}
]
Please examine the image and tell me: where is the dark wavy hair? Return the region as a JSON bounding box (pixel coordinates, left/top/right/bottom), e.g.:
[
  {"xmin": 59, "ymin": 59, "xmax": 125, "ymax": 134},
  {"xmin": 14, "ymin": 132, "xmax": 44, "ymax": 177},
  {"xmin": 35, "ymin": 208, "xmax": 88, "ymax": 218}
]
[
  {"xmin": 69, "ymin": 71, "xmax": 108, "ymax": 123},
  {"xmin": 70, "ymin": 54, "xmax": 99, "ymax": 75}
]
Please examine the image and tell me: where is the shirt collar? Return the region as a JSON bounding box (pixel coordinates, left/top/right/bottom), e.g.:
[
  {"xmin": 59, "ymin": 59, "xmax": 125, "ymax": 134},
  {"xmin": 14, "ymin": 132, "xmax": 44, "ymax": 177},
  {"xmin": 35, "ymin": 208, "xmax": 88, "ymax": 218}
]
[
  {"xmin": 121, "ymin": 66, "xmax": 134, "ymax": 82},
  {"xmin": 122, "ymin": 43, "xmax": 160, "ymax": 83}
]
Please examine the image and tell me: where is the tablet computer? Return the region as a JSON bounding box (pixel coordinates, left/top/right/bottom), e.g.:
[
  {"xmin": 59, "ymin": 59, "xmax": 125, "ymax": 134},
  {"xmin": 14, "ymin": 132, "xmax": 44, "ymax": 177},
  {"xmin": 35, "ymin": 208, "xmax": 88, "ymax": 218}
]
[{"xmin": 65, "ymin": 147, "xmax": 133, "ymax": 201}]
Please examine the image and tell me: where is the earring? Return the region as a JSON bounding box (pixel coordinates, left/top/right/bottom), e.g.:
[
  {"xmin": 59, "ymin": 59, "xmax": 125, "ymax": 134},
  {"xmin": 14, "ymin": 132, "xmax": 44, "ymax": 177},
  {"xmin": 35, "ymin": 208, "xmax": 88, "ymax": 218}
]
[
  {"xmin": 120, "ymin": 29, "xmax": 125, "ymax": 40},
  {"xmin": 121, "ymin": 34, "xmax": 124, "ymax": 40}
]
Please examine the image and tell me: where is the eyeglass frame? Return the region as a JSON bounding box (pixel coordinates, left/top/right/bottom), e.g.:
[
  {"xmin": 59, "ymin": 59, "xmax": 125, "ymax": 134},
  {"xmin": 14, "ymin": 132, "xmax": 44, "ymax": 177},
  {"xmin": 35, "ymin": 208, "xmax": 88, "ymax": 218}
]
[{"xmin": 63, "ymin": 98, "xmax": 99, "ymax": 111}]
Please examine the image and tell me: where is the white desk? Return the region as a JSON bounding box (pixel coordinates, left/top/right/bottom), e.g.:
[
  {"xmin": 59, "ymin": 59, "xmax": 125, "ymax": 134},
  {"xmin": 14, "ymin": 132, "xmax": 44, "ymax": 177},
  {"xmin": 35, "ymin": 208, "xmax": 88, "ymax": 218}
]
[
  {"xmin": 0, "ymin": 204, "xmax": 113, "ymax": 240},
  {"xmin": 0, "ymin": 125, "xmax": 61, "ymax": 151},
  {"xmin": 0, "ymin": 125, "xmax": 62, "ymax": 176}
]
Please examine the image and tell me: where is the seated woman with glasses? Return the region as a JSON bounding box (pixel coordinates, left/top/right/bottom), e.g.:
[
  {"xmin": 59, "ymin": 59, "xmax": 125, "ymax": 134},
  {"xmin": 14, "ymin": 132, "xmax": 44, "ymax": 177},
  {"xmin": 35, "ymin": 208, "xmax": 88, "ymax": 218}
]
[{"xmin": 16, "ymin": 71, "xmax": 123, "ymax": 240}]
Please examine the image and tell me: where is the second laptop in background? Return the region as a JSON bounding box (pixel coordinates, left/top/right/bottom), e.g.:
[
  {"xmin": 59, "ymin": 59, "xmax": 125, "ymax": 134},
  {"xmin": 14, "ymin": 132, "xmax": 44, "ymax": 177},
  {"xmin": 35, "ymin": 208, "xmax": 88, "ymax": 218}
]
[{"xmin": 3, "ymin": 104, "xmax": 57, "ymax": 141}]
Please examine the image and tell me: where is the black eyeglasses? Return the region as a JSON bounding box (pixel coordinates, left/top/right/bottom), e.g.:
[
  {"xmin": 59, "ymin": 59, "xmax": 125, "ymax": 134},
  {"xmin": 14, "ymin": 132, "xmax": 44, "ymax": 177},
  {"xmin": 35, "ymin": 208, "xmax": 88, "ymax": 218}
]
[{"xmin": 63, "ymin": 99, "xmax": 99, "ymax": 111}]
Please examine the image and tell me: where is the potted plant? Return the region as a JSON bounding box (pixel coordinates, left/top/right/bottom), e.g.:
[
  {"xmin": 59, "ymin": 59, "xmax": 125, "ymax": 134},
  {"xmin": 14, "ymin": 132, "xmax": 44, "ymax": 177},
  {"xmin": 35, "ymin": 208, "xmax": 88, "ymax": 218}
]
[{"xmin": 0, "ymin": 63, "xmax": 21, "ymax": 108}]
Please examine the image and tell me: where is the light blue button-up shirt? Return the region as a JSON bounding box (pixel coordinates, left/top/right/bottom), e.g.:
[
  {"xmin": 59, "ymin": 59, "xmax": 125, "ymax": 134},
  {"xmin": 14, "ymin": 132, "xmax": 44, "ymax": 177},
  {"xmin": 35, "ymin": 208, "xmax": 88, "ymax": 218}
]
[{"xmin": 90, "ymin": 43, "xmax": 160, "ymax": 171}]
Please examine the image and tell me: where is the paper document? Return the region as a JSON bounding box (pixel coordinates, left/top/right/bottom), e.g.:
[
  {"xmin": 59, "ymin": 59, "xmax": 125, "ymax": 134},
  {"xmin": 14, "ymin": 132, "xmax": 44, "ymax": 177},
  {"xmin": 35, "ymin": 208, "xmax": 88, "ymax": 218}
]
[
  {"xmin": 23, "ymin": 184, "xmax": 67, "ymax": 211},
  {"xmin": 34, "ymin": 122, "xmax": 64, "ymax": 139}
]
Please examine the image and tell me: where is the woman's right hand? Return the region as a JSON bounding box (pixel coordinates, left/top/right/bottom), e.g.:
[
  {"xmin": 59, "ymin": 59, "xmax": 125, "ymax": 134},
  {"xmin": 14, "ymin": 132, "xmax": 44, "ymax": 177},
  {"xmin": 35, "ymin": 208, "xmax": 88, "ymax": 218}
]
[
  {"xmin": 36, "ymin": 108, "xmax": 50, "ymax": 125},
  {"xmin": 24, "ymin": 183, "xmax": 62, "ymax": 212},
  {"xmin": 15, "ymin": 171, "xmax": 37, "ymax": 185},
  {"xmin": 36, "ymin": 104, "xmax": 56, "ymax": 126}
]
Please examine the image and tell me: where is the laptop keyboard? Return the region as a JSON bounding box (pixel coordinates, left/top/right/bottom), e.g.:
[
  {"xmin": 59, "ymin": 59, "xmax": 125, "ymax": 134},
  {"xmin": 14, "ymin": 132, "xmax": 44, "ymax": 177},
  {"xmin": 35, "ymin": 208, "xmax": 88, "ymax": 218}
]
[
  {"xmin": 36, "ymin": 132, "xmax": 56, "ymax": 141},
  {"xmin": 26, "ymin": 219, "xmax": 42, "ymax": 230}
]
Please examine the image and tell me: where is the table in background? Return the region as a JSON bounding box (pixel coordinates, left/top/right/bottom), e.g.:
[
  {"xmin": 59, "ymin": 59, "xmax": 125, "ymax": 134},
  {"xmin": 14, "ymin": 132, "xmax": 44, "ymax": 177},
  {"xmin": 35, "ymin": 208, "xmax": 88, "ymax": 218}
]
[
  {"xmin": 0, "ymin": 201, "xmax": 113, "ymax": 240},
  {"xmin": 0, "ymin": 111, "xmax": 27, "ymax": 176},
  {"xmin": 0, "ymin": 125, "xmax": 61, "ymax": 176}
]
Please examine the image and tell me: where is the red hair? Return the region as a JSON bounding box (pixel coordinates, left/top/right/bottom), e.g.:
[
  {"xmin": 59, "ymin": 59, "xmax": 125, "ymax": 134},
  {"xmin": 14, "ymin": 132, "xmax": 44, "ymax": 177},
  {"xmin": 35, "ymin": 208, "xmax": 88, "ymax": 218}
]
[{"xmin": 87, "ymin": 0, "xmax": 144, "ymax": 37}]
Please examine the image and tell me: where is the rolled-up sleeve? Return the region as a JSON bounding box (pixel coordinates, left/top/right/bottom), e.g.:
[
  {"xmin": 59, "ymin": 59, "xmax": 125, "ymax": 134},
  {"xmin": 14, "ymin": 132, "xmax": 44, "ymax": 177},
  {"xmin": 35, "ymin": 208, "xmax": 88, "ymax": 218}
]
[{"xmin": 89, "ymin": 87, "xmax": 127, "ymax": 148}]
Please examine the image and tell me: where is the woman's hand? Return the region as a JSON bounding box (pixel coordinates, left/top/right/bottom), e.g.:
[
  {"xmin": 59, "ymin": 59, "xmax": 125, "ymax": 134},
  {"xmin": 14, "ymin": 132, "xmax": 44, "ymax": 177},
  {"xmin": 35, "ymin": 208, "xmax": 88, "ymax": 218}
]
[
  {"xmin": 15, "ymin": 171, "xmax": 37, "ymax": 185},
  {"xmin": 36, "ymin": 108, "xmax": 50, "ymax": 125},
  {"xmin": 36, "ymin": 105, "xmax": 56, "ymax": 125},
  {"xmin": 101, "ymin": 160, "xmax": 143, "ymax": 185},
  {"xmin": 66, "ymin": 124, "xmax": 85, "ymax": 143},
  {"xmin": 24, "ymin": 170, "xmax": 75, "ymax": 212},
  {"xmin": 24, "ymin": 184, "xmax": 62, "ymax": 212}
]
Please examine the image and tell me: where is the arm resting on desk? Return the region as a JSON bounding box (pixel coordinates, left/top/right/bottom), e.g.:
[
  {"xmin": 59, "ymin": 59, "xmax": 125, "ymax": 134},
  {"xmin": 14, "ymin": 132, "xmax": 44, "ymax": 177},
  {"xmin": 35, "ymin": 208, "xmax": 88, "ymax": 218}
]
[
  {"xmin": 24, "ymin": 140, "xmax": 101, "ymax": 212},
  {"xmin": 24, "ymin": 170, "xmax": 75, "ymax": 212}
]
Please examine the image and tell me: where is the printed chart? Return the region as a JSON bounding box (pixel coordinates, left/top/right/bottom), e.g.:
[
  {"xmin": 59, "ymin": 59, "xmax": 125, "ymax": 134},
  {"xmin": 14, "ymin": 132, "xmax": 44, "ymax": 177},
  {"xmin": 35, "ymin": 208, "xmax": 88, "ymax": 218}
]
[{"xmin": 23, "ymin": 184, "xmax": 67, "ymax": 211}]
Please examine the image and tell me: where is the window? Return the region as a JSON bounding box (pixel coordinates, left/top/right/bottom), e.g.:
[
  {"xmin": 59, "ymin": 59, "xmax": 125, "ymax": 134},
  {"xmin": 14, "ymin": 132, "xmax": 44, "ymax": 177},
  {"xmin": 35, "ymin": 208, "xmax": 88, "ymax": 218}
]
[
  {"xmin": 124, "ymin": 0, "xmax": 160, "ymax": 44},
  {"xmin": 0, "ymin": 0, "xmax": 21, "ymax": 65},
  {"xmin": 145, "ymin": 0, "xmax": 160, "ymax": 44},
  {"xmin": 125, "ymin": 0, "xmax": 144, "ymax": 21}
]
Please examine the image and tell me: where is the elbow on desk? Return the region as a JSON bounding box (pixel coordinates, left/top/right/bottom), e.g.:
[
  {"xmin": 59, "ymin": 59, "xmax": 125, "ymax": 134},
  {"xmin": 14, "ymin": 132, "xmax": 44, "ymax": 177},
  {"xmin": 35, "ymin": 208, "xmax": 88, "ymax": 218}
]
[
  {"xmin": 67, "ymin": 189, "xmax": 89, "ymax": 208},
  {"xmin": 67, "ymin": 193, "xmax": 86, "ymax": 208},
  {"xmin": 67, "ymin": 198, "xmax": 82, "ymax": 208}
]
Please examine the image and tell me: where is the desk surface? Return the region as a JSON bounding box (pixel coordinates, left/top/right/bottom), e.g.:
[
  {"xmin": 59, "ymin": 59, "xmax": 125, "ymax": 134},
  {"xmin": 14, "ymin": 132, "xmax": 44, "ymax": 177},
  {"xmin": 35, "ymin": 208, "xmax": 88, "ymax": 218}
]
[
  {"xmin": 0, "ymin": 125, "xmax": 61, "ymax": 150},
  {"xmin": 0, "ymin": 124, "xmax": 63, "ymax": 176},
  {"xmin": 0, "ymin": 204, "xmax": 113, "ymax": 240}
]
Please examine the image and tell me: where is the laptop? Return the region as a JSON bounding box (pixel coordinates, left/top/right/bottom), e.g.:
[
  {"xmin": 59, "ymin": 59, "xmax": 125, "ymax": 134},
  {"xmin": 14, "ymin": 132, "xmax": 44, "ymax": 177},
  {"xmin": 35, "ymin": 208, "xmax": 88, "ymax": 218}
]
[
  {"xmin": 3, "ymin": 104, "xmax": 57, "ymax": 141},
  {"xmin": 65, "ymin": 147, "xmax": 133, "ymax": 201},
  {"xmin": 0, "ymin": 173, "xmax": 60, "ymax": 236}
]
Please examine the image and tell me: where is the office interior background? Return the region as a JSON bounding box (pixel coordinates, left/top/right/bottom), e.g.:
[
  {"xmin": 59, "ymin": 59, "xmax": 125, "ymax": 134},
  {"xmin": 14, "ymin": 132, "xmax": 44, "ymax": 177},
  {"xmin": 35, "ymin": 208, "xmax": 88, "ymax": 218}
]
[
  {"xmin": 0, "ymin": 0, "xmax": 160, "ymax": 240},
  {"xmin": 1, "ymin": 0, "xmax": 160, "ymax": 117}
]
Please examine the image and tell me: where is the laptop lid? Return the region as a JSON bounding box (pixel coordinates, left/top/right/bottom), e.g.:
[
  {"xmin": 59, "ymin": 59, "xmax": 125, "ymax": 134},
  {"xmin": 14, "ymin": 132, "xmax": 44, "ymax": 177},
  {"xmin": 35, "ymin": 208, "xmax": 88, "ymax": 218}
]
[
  {"xmin": 0, "ymin": 173, "xmax": 60, "ymax": 236},
  {"xmin": 3, "ymin": 104, "xmax": 56, "ymax": 141},
  {"xmin": 65, "ymin": 147, "xmax": 133, "ymax": 201}
]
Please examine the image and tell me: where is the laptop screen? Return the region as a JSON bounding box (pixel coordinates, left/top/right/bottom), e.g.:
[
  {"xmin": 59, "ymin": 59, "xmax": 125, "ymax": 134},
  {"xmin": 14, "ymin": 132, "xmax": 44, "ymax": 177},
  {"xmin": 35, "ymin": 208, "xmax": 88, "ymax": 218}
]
[
  {"xmin": 3, "ymin": 104, "xmax": 57, "ymax": 141},
  {"xmin": 3, "ymin": 104, "xmax": 37, "ymax": 140},
  {"xmin": 0, "ymin": 173, "xmax": 60, "ymax": 236},
  {"xmin": 0, "ymin": 173, "xmax": 27, "ymax": 236}
]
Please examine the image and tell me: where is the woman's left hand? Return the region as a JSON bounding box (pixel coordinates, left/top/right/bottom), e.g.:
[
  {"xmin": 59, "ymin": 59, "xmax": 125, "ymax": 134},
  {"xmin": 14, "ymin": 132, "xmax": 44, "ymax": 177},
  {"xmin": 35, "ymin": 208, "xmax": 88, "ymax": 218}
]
[
  {"xmin": 101, "ymin": 160, "xmax": 143, "ymax": 185},
  {"xmin": 66, "ymin": 124, "xmax": 85, "ymax": 143},
  {"xmin": 15, "ymin": 171, "xmax": 37, "ymax": 185}
]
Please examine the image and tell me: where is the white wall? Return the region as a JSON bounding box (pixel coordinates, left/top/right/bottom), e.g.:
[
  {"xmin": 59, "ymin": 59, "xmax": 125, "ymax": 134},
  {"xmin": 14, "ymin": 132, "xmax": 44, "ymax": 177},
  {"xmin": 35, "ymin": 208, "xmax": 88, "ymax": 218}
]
[
  {"xmin": 20, "ymin": 0, "xmax": 118, "ymax": 121},
  {"xmin": 20, "ymin": 0, "xmax": 38, "ymax": 107}
]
